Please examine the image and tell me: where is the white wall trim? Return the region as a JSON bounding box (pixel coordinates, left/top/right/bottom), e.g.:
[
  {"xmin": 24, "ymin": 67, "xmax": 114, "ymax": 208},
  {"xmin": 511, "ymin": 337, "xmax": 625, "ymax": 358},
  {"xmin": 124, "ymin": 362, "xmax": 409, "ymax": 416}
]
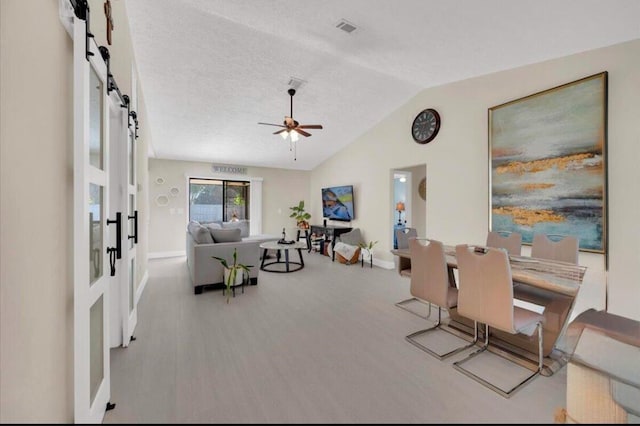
[
  {"xmin": 373, "ymin": 257, "xmax": 395, "ymax": 270},
  {"xmin": 135, "ymin": 269, "xmax": 149, "ymax": 306},
  {"xmin": 148, "ymin": 250, "xmax": 186, "ymax": 259},
  {"xmin": 58, "ymin": 0, "xmax": 74, "ymax": 36},
  {"xmin": 249, "ymin": 179, "xmax": 263, "ymax": 235}
]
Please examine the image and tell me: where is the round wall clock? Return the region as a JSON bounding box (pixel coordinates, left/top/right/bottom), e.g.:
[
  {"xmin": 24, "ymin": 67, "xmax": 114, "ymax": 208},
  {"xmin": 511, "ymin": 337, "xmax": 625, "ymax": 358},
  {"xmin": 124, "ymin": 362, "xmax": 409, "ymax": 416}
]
[
  {"xmin": 411, "ymin": 108, "xmax": 441, "ymax": 144},
  {"xmin": 418, "ymin": 178, "xmax": 427, "ymax": 200}
]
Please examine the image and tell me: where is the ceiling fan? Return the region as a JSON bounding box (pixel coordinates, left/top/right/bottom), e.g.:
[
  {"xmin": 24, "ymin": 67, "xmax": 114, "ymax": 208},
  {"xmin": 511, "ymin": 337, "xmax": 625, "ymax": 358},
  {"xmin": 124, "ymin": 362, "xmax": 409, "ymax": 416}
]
[{"xmin": 258, "ymin": 88, "xmax": 323, "ymax": 141}]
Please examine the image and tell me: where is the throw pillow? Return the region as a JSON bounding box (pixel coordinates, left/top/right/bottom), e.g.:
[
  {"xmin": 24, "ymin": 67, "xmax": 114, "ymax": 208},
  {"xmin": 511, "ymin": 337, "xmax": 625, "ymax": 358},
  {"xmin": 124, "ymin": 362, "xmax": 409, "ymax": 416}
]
[
  {"xmin": 210, "ymin": 227, "xmax": 242, "ymax": 243},
  {"xmin": 192, "ymin": 225, "xmax": 214, "ymax": 244},
  {"xmin": 204, "ymin": 222, "xmax": 222, "ymax": 232},
  {"xmin": 222, "ymin": 220, "xmax": 250, "ymax": 238},
  {"xmin": 187, "ymin": 220, "xmax": 201, "ymax": 235}
]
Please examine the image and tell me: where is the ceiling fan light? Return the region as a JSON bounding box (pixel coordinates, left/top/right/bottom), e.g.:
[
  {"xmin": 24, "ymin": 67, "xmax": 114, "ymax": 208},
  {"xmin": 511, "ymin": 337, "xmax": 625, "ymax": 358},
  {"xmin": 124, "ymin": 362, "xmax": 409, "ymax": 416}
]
[
  {"xmin": 280, "ymin": 130, "xmax": 289, "ymax": 140},
  {"xmin": 290, "ymin": 130, "xmax": 299, "ymax": 142}
]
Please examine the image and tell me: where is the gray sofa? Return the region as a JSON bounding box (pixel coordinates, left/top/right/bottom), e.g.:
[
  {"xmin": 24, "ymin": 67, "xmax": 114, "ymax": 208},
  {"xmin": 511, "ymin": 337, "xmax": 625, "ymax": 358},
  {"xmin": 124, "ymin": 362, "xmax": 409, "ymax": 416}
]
[{"xmin": 186, "ymin": 220, "xmax": 277, "ymax": 294}]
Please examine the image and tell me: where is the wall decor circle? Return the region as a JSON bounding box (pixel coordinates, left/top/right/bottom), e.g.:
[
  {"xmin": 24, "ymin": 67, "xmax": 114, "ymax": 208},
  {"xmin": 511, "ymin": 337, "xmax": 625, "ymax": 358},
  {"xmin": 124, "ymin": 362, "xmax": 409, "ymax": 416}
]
[
  {"xmin": 418, "ymin": 178, "xmax": 427, "ymax": 200},
  {"xmin": 169, "ymin": 187, "xmax": 180, "ymax": 197},
  {"xmin": 155, "ymin": 177, "xmax": 165, "ymax": 185},
  {"xmin": 155, "ymin": 194, "xmax": 169, "ymax": 206}
]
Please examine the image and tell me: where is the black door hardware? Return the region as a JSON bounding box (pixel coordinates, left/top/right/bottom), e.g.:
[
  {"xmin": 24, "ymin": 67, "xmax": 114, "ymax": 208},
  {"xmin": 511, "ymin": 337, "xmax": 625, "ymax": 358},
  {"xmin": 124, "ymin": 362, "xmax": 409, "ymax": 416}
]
[{"xmin": 128, "ymin": 210, "xmax": 138, "ymax": 244}]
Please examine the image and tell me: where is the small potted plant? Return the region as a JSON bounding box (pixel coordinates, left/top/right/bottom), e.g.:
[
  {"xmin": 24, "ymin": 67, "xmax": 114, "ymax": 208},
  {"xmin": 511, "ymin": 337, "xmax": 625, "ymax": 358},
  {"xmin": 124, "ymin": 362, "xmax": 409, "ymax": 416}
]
[
  {"xmin": 289, "ymin": 200, "xmax": 311, "ymax": 229},
  {"xmin": 212, "ymin": 248, "xmax": 253, "ymax": 303}
]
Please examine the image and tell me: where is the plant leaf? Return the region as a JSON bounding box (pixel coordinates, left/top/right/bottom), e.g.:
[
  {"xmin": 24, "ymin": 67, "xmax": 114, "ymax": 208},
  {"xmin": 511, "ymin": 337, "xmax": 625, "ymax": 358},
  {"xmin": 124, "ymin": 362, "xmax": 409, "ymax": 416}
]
[
  {"xmin": 212, "ymin": 256, "xmax": 229, "ymax": 269},
  {"xmin": 239, "ymin": 265, "xmax": 253, "ymax": 273}
]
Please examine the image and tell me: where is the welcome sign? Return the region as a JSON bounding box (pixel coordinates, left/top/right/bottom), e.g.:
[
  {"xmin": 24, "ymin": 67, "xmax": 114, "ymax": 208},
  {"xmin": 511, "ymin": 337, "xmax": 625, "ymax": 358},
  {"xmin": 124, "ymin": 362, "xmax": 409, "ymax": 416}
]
[{"xmin": 212, "ymin": 164, "xmax": 247, "ymax": 175}]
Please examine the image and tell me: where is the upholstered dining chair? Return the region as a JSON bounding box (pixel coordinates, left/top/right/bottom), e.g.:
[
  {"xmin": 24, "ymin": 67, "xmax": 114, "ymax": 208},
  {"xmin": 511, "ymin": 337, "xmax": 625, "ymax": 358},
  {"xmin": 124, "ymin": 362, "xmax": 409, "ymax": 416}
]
[
  {"xmin": 453, "ymin": 244, "xmax": 545, "ymax": 398},
  {"xmin": 394, "ymin": 228, "xmax": 431, "ymax": 319},
  {"xmin": 396, "ymin": 227, "xmax": 418, "ymax": 249},
  {"xmin": 486, "ymin": 230, "xmax": 522, "ymax": 256},
  {"xmin": 405, "ymin": 239, "xmax": 476, "ymax": 359},
  {"xmin": 531, "ymin": 234, "xmax": 579, "ymax": 264}
]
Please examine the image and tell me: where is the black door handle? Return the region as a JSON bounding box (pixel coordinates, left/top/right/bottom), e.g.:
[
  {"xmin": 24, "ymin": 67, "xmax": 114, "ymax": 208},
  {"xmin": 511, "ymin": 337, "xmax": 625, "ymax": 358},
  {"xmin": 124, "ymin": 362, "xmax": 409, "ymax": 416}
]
[
  {"xmin": 128, "ymin": 210, "xmax": 138, "ymax": 244},
  {"xmin": 106, "ymin": 212, "xmax": 122, "ymax": 277},
  {"xmin": 107, "ymin": 212, "xmax": 122, "ymax": 259}
]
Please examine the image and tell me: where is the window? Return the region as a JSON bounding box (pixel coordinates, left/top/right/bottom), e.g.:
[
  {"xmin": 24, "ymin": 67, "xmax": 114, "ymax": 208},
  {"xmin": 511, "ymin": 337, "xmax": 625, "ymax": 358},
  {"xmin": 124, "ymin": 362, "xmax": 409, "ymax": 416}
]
[{"xmin": 189, "ymin": 178, "xmax": 250, "ymax": 223}]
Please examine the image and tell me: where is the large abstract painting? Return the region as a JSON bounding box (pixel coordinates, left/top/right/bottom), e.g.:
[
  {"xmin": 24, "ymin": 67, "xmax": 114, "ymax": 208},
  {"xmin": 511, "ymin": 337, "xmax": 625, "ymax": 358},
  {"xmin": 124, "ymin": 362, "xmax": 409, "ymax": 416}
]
[{"xmin": 489, "ymin": 72, "xmax": 607, "ymax": 253}]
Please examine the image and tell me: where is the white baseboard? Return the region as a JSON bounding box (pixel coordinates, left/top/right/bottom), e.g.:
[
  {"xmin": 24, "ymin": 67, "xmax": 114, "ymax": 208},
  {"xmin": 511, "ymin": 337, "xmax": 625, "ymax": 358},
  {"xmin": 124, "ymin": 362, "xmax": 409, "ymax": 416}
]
[
  {"xmin": 148, "ymin": 250, "xmax": 186, "ymax": 259},
  {"xmin": 373, "ymin": 258, "xmax": 395, "ymax": 269},
  {"xmin": 135, "ymin": 270, "xmax": 148, "ymax": 306}
]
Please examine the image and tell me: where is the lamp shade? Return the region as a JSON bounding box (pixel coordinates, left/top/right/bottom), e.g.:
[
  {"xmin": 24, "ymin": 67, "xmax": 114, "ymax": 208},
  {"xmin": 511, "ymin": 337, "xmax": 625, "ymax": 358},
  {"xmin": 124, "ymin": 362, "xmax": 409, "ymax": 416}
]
[{"xmin": 396, "ymin": 201, "xmax": 405, "ymax": 212}]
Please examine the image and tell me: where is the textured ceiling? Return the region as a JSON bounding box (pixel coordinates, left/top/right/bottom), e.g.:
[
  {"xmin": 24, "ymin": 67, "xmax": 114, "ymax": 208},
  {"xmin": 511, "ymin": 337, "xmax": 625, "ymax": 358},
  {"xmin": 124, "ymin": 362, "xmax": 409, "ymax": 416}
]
[{"xmin": 126, "ymin": 0, "xmax": 640, "ymax": 170}]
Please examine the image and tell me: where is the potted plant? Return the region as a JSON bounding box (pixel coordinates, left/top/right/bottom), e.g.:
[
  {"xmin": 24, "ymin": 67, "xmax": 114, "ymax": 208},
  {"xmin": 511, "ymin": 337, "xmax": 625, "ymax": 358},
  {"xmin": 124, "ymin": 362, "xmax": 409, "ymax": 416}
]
[
  {"xmin": 212, "ymin": 248, "xmax": 253, "ymax": 303},
  {"xmin": 289, "ymin": 200, "xmax": 311, "ymax": 229},
  {"xmin": 358, "ymin": 240, "xmax": 378, "ymax": 264}
]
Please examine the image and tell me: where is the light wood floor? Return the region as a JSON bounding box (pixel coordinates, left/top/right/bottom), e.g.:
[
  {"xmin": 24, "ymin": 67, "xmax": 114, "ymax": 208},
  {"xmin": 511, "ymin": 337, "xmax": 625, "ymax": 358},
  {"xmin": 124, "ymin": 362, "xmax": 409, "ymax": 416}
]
[{"xmin": 104, "ymin": 253, "xmax": 567, "ymax": 423}]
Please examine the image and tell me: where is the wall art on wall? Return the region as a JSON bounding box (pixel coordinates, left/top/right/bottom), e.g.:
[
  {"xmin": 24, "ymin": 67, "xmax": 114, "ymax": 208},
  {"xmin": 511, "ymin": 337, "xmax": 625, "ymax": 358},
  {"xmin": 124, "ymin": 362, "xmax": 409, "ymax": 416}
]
[
  {"xmin": 489, "ymin": 72, "xmax": 607, "ymax": 253},
  {"xmin": 155, "ymin": 194, "xmax": 169, "ymax": 207}
]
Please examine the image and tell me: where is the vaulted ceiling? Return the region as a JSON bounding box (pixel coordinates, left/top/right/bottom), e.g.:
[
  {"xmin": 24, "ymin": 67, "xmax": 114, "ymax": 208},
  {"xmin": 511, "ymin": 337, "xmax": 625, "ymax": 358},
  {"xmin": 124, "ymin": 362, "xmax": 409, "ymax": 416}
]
[{"xmin": 126, "ymin": 0, "xmax": 640, "ymax": 170}]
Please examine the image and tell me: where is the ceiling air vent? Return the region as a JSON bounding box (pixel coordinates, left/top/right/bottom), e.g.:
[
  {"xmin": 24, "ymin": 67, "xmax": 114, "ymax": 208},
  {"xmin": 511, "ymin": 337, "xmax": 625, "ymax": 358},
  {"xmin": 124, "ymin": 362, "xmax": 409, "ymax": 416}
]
[
  {"xmin": 336, "ymin": 19, "xmax": 358, "ymax": 34},
  {"xmin": 287, "ymin": 77, "xmax": 306, "ymax": 90}
]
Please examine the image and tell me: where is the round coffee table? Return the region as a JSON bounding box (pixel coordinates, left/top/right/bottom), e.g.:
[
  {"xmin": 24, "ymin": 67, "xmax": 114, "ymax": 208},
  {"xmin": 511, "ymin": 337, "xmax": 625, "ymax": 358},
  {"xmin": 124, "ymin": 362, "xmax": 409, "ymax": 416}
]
[{"xmin": 259, "ymin": 241, "xmax": 307, "ymax": 273}]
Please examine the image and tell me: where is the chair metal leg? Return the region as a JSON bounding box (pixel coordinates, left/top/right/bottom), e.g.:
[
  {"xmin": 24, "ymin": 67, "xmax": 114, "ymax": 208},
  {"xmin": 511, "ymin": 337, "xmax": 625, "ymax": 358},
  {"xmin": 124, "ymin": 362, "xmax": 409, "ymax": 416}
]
[
  {"xmin": 406, "ymin": 308, "xmax": 478, "ymax": 360},
  {"xmin": 452, "ymin": 322, "xmax": 544, "ymax": 398},
  {"xmin": 395, "ymin": 297, "xmax": 432, "ymax": 320}
]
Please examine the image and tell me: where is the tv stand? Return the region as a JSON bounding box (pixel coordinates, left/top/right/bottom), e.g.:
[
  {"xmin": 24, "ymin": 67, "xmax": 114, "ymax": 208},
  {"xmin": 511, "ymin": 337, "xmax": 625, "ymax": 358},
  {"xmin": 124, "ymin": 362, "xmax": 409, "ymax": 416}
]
[{"xmin": 309, "ymin": 224, "xmax": 353, "ymax": 261}]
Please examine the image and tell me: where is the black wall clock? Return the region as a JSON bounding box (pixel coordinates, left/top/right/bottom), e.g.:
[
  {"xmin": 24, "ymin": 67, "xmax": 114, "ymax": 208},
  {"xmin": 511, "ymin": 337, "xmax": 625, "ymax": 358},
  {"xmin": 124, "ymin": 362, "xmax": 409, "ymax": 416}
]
[{"xmin": 411, "ymin": 108, "xmax": 441, "ymax": 144}]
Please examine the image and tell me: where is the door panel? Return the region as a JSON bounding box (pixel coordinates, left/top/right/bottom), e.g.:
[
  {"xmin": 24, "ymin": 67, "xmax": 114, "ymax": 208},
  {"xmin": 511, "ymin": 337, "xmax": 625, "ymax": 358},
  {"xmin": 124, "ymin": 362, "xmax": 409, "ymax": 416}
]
[{"xmin": 73, "ymin": 16, "xmax": 111, "ymax": 423}]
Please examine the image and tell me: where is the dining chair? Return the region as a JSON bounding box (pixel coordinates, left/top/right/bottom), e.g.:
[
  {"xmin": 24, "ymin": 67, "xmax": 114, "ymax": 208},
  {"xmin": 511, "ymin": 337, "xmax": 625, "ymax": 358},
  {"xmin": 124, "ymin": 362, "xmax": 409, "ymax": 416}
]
[
  {"xmin": 453, "ymin": 244, "xmax": 545, "ymax": 398},
  {"xmin": 394, "ymin": 228, "xmax": 432, "ymax": 319},
  {"xmin": 531, "ymin": 234, "xmax": 579, "ymax": 264},
  {"xmin": 405, "ymin": 239, "xmax": 476, "ymax": 359},
  {"xmin": 396, "ymin": 227, "xmax": 418, "ymax": 250},
  {"xmin": 486, "ymin": 230, "xmax": 522, "ymax": 256}
]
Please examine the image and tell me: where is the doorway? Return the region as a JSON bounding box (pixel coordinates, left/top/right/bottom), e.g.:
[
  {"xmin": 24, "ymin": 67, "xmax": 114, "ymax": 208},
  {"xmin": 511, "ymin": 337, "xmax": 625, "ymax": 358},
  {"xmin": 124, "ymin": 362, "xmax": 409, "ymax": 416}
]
[{"xmin": 391, "ymin": 164, "xmax": 427, "ymax": 247}]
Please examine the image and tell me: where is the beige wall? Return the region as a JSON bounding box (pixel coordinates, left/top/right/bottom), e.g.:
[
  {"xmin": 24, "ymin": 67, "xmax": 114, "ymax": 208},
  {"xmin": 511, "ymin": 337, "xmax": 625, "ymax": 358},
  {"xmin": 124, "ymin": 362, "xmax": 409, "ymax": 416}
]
[
  {"xmin": 0, "ymin": 0, "xmax": 150, "ymax": 421},
  {"xmin": 0, "ymin": 0, "xmax": 74, "ymax": 421},
  {"xmin": 311, "ymin": 39, "xmax": 640, "ymax": 321},
  {"xmin": 135, "ymin": 88, "xmax": 150, "ymax": 288},
  {"xmin": 148, "ymin": 159, "xmax": 310, "ymax": 254}
]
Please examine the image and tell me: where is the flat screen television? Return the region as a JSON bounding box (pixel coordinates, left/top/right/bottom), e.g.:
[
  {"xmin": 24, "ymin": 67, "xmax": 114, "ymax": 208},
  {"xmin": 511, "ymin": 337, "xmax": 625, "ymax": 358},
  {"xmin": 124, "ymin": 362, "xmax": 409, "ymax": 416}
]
[{"xmin": 322, "ymin": 185, "xmax": 355, "ymax": 222}]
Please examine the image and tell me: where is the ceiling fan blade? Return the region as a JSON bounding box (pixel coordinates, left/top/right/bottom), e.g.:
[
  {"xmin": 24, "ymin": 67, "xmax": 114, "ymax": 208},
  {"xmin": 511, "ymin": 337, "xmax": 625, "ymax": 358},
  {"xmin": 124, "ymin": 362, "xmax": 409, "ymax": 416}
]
[
  {"xmin": 258, "ymin": 122, "xmax": 286, "ymax": 128},
  {"xmin": 273, "ymin": 129, "xmax": 288, "ymax": 135},
  {"xmin": 294, "ymin": 128, "xmax": 311, "ymax": 137},
  {"xmin": 297, "ymin": 124, "xmax": 323, "ymax": 129}
]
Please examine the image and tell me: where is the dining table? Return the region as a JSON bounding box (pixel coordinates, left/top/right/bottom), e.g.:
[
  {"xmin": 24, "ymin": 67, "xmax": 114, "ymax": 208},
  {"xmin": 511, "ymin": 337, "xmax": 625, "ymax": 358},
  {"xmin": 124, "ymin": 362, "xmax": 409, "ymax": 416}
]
[{"xmin": 391, "ymin": 244, "xmax": 588, "ymax": 376}]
